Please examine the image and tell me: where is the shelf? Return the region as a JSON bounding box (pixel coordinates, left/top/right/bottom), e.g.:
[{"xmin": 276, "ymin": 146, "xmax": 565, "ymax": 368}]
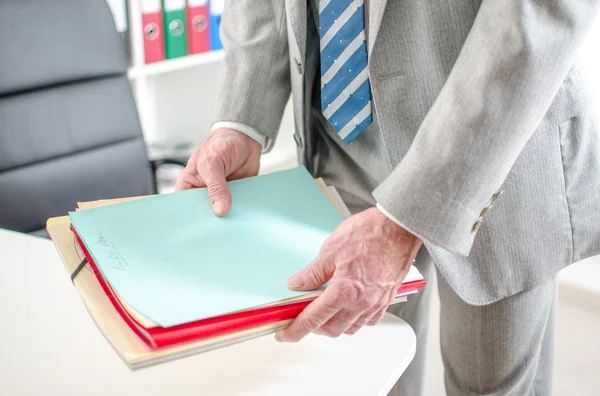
[
  {"xmin": 128, "ymin": 50, "xmax": 224, "ymax": 79},
  {"xmin": 146, "ymin": 143, "xmax": 194, "ymax": 161}
]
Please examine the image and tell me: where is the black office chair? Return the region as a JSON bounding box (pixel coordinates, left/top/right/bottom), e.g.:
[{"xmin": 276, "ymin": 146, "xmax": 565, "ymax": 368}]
[{"xmin": 0, "ymin": 0, "xmax": 160, "ymax": 237}]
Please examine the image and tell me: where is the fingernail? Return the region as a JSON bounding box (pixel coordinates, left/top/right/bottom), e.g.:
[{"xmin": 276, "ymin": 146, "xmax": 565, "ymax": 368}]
[
  {"xmin": 287, "ymin": 275, "xmax": 305, "ymax": 289},
  {"xmin": 213, "ymin": 201, "xmax": 226, "ymax": 216},
  {"xmin": 275, "ymin": 331, "xmax": 284, "ymax": 342}
]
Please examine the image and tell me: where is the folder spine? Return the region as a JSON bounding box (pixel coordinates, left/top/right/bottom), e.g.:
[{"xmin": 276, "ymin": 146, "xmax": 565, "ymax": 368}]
[
  {"xmin": 163, "ymin": 0, "xmax": 188, "ymax": 59},
  {"xmin": 208, "ymin": 0, "xmax": 224, "ymax": 50},
  {"xmin": 141, "ymin": 0, "xmax": 166, "ymax": 63},
  {"xmin": 186, "ymin": 0, "xmax": 210, "ymax": 54}
]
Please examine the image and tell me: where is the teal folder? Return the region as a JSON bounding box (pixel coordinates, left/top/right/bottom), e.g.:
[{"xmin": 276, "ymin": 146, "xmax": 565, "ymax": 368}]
[{"xmin": 69, "ymin": 167, "xmax": 344, "ymax": 328}]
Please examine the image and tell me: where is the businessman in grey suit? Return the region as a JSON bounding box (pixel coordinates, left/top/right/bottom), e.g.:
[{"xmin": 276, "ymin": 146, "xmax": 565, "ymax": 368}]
[{"xmin": 177, "ymin": 1, "xmax": 600, "ymax": 394}]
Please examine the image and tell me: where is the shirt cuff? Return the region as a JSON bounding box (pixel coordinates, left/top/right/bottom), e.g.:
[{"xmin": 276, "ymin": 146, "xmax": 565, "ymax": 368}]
[
  {"xmin": 211, "ymin": 121, "xmax": 273, "ymax": 153},
  {"xmin": 376, "ymin": 202, "xmax": 437, "ymax": 249}
]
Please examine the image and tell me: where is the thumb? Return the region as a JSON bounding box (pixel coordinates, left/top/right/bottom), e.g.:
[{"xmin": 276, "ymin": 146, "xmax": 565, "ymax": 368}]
[
  {"xmin": 287, "ymin": 258, "xmax": 334, "ymax": 291},
  {"xmin": 201, "ymin": 162, "xmax": 232, "ymax": 216}
]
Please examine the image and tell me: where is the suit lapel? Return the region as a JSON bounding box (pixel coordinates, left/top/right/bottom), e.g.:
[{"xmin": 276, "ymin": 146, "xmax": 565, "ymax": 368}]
[
  {"xmin": 286, "ymin": 0, "xmax": 307, "ymax": 60},
  {"xmin": 367, "ymin": 0, "xmax": 388, "ymax": 55}
]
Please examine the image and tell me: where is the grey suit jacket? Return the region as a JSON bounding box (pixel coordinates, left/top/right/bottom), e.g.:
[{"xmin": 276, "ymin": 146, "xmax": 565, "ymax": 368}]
[{"xmin": 214, "ymin": 0, "xmax": 600, "ymax": 305}]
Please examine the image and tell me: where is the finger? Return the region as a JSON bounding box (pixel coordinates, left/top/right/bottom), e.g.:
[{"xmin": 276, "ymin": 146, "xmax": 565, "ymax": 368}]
[
  {"xmin": 344, "ymin": 308, "xmax": 379, "ymax": 335},
  {"xmin": 199, "ymin": 160, "xmax": 232, "ymax": 216},
  {"xmin": 365, "ymin": 288, "xmax": 398, "ymax": 327},
  {"xmin": 174, "ymin": 178, "xmax": 194, "ymax": 192},
  {"xmin": 175, "ymin": 168, "xmax": 206, "ymax": 191},
  {"xmin": 275, "ymin": 289, "xmax": 340, "ymax": 343},
  {"xmin": 227, "ymin": 160, "xmax": 259, "ymax": 181},
  {"xmin": 287, "ymin": 256, "xmax": 334, "ymax": 291},
  {"xmin": 318, "ymin": 310, "xmax": 364, "ymax": 338},
  {"xmin": 366, "ymin": 306, "xmax": 388, "ymax": 327}
]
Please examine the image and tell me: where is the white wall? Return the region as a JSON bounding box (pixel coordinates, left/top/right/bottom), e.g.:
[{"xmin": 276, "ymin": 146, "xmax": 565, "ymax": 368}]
[{"xmin": 148, "ymin": 61, "xmax": 223, "ymax": 147}]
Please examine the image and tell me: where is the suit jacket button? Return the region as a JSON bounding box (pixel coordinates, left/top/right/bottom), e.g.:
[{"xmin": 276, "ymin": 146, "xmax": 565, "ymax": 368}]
[
  {"xmin": 480, "ymin": 206, "xmax": 490, "ymax": 217},
  {"xmin": 472, "ymin": 218, "xmax": 483, "ymax": 232},
  {"xmin": 294, "ymin": 58, "xmax": 303, "ymax": 74},
  {"xmin": 492, "ymin": 190, "xmax": 504, "ymax": 201},
  {"xmin": 293, "ymin": 133, "xmax": 303, "ymax": 148}
]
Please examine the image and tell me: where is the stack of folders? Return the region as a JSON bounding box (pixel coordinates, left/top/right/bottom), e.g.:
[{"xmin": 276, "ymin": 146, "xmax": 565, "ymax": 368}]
[
  {"xmin": 46, "ymin": 167, "xmax": 426, "ymax": 369},
  {"xmin": 141, "ymin": 0, "xmax": 223, "ymax": 64}
]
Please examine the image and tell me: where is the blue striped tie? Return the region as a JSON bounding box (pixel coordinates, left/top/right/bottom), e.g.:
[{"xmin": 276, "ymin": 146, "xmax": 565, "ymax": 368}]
[{"xmin": 319, "ymin": 0, "xmax": 372, "ymax": 143}]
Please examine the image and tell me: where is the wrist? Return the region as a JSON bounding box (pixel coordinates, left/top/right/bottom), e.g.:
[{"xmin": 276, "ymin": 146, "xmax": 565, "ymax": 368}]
[
  {"xmin": 212, "ymin": 127, "xmax": 262, "ymax": 153},
  {"xmin": 211, "ymin": 121, "xmax": 269, "ymax": 151},
  {"xmin": 371, "ymin": 206, "xmax": 423, "ymax": 250}
]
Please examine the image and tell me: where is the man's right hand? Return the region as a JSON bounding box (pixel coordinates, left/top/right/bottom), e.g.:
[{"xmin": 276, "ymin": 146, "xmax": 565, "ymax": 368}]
[{"xmin": 175, "ymin": 128, "xmax": 262, "ymax": 216}]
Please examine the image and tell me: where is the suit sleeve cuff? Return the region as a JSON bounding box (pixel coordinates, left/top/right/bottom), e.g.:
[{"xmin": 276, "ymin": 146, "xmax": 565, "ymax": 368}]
[
  {"xmin": 211, "ymin": 121, "xmax": 274, "ymax": 153},
  {"xmin": 372, "ymin": 179, "xmax": 481, "ymax": 257},
  {"xmin": 375, "ymin": 203, "xmax": 439, "ymax": 249}
]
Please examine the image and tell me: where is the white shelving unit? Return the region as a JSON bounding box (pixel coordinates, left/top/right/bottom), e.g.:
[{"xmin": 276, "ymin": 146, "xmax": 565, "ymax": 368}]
[
  {"xmin": 124, "ymin": 0, "xmax": 224, "ymax": 151},
  {"xmin": 127, "ymin": 50, "xmax": 223, "ymax": 80},
  {"xmin": 108, "ymin": 1, "xmax": 299, "ymax": 172}
]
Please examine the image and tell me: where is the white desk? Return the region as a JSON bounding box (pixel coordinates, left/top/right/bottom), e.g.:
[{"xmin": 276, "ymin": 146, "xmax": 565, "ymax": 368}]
[{"xmin": 0, "ymin": 228, "xmax": 416, "ymax": 396}]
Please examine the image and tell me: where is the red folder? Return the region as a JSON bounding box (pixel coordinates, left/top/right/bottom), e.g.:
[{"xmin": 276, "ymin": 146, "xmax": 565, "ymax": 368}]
[
  {"xmin": 186, "ymin": 0, "xmax": 210, "ymax": 54},
  {"xmin": 141, "ymin": 0, "xmax": 166, "ymax": 63},
  {"xmin": 72, "ymin": 227, "xmax": 426, "ymax": 349}
]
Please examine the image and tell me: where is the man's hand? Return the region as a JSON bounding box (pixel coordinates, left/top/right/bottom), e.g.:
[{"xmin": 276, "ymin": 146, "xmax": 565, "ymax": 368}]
[
  {"xmin": 275, "ymin": 207, "xmax": 422, "ymax": 342},
  {"xmin": 175, "ymin": 128, "xmax": 262, "ymax": 216}
]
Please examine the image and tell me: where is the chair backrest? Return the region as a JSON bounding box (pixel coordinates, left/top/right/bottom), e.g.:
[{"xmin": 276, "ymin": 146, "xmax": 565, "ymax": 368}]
[{"xmin": 0, "ymin": 0, "xmax": 155, "ymax": 236}]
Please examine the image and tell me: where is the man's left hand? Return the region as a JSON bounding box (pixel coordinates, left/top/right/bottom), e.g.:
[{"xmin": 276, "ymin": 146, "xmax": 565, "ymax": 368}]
[{"xmin": 275, "ymin": 207, "xmax": 422, "ymax": 342}]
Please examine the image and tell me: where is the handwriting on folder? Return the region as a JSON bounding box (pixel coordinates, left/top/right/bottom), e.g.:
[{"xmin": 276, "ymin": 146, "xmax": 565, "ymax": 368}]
[
  {"xmin": 69, "ymin": 167, "xmax": 345, "ymax": 328},
  {"xmin": 97, "ymin": 233, "xmax": 129, "ymax": 271}
]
